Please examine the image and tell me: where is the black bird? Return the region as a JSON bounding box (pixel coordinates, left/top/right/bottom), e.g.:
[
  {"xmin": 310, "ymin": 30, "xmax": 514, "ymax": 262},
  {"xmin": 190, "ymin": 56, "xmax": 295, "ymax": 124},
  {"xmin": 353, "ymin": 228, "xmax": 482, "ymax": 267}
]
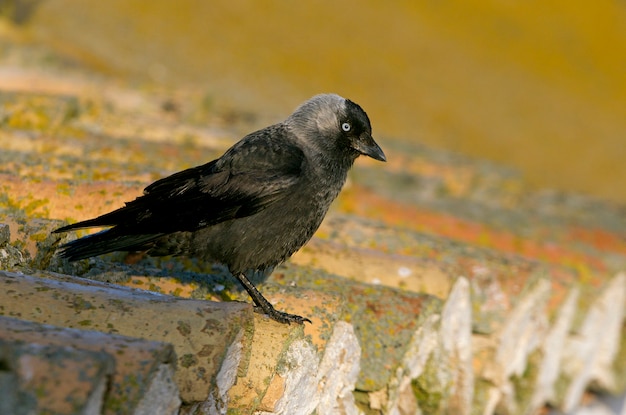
[{"xmin": 53, "ymin": 94, "xmax": 386, "ymax": 324}]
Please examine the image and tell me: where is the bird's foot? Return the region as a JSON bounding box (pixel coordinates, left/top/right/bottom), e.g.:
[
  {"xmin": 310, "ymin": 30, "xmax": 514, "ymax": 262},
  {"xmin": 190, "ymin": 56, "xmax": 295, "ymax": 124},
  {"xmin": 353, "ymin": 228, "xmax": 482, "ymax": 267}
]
[
  {"xmin": 234, "ymin": 272, "xmax": 311, "ymax": 324},
  {"xmin": 253, "ymin": 305, "xmax": 311, "ymax": 325}
]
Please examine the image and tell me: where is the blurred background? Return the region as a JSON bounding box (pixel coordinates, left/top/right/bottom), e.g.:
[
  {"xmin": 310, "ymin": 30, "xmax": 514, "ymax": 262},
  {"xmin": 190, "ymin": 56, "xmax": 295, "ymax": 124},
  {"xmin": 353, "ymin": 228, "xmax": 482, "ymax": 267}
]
[{"xmin": 2, "ymin": 0, "xmax": 625, "ymax": 203}]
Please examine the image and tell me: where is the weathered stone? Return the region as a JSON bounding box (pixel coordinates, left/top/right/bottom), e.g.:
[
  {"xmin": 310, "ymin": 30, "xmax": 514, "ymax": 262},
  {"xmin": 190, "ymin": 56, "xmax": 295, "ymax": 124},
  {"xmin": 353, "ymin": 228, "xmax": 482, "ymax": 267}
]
[
  {"xmin": 0, "ymin": 223, "xmax": 9, "ymax": 244},
  {"xmin": 1, "ymin": 31, "xmax": 625, "ymax": 414},
  {"xmin": 0, "ymin": 270, "xmax": 253, "ymax": 405},
  {"xmin": 0, "ymin": 316, "xmax": 180, "ymax": 415}
]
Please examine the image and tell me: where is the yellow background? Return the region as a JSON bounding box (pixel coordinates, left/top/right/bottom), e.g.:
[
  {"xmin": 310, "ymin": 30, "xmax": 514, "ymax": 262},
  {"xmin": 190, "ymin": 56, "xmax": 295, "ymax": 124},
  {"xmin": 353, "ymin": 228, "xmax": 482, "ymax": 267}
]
[{"xmin": 14, "ymin": 0, "xmax": 626, "ymax": 202}]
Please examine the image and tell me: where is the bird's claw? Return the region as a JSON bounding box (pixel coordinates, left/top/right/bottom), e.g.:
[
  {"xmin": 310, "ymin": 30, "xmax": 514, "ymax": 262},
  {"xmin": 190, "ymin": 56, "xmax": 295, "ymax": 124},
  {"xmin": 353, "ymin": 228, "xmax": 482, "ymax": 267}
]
[{"xmin": 253, "ymin": 306, "xmax": 311, "ymax": 324}]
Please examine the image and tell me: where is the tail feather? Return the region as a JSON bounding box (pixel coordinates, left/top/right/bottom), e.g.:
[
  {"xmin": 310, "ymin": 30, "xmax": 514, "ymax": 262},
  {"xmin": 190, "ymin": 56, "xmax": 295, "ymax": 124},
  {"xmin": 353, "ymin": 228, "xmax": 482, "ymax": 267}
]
[
  {"xmin": 53, "ymin": 215, "xmax": 124, "ymax": 234},
  {"xmin": 53, "ymin": 220, "xmax": 106, "ymax": 234},
  {"xmin": 58, "ymin": 229, "xmax": 163, "ymax": 261}
]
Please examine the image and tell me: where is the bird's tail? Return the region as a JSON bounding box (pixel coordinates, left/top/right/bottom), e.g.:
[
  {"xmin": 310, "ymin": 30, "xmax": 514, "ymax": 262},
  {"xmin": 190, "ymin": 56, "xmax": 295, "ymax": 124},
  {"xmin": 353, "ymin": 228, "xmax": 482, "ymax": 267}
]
[{"xmin": 57, "ymin": 229, "xmax": 163, "ymax": 261}]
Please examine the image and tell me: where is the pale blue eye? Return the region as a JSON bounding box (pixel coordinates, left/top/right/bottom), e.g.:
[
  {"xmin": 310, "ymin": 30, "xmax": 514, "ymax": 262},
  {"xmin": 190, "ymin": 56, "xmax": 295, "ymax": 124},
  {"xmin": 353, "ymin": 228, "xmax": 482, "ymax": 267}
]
[{"xmin": 342, "ymin": 123, "xmax": 351, "ymax": 132}]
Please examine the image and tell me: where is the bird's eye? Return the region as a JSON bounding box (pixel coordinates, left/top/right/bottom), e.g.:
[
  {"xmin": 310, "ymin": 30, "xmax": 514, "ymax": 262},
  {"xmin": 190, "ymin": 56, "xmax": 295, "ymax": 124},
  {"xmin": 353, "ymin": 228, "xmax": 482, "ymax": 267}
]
[{"xmin": 342, "ymin": 122, "xmax": 351, "ymax": 132}]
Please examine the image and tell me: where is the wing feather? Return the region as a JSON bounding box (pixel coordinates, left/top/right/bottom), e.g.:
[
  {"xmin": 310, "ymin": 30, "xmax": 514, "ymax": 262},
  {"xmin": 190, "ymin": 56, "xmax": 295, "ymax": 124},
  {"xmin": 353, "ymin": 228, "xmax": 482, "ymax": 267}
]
[{"xmin": 54, "ymin": 128, "xmax": 306, "ymax": 235}]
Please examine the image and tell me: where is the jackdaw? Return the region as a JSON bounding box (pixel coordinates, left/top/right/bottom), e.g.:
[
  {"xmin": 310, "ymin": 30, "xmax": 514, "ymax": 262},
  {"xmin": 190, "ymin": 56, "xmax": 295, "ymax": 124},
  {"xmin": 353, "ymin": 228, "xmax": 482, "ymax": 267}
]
[{"xmin": 53, "ymin": 93, "xmax": 386, "ymax": 324}]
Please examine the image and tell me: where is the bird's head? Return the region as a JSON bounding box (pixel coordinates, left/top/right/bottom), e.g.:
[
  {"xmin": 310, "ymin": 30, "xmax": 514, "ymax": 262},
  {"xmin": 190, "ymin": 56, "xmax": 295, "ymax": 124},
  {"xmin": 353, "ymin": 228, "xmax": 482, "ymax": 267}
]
[{"xmin": 287, "ymin": 94, "xmax": 386, "ymax": 163}]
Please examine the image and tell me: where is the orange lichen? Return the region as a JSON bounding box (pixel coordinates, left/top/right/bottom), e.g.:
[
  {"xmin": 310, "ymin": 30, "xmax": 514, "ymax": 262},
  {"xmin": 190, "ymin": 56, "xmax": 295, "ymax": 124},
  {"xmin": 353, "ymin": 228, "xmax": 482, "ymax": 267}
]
[{"xmin": 340, "ymin": 186, "xmax": 621, "ymax": 273}]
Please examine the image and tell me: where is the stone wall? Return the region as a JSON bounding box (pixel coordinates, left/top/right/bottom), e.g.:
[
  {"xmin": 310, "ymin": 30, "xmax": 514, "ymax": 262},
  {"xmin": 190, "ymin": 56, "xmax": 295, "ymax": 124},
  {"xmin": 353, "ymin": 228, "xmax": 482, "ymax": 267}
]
[{"xmin": 1, "ymin": 37, "xmax": 625, "ymax": 414}]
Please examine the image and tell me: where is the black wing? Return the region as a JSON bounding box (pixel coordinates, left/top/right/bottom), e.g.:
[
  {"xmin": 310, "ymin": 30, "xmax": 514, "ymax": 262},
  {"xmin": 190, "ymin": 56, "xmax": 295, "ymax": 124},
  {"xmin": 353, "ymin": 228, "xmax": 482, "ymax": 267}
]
[{"xmin": 54, "ymin": 127, "xmax": 306, "ymax": 236}]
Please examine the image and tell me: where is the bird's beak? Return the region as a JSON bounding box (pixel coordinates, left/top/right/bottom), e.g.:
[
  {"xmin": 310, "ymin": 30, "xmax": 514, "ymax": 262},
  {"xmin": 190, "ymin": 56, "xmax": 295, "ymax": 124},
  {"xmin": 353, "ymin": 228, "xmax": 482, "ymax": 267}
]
[{"xmin": 354, "ymin": 133, "xmax": 386, "ymax": 162}]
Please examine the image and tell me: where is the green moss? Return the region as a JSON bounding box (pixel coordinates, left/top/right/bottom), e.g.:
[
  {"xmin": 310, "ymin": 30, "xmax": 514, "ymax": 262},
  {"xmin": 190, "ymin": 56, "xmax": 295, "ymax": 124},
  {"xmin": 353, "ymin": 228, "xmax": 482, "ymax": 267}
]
[
  {"xmin": 105, "ymin": 373, "xmax": 141, "ymax": 413},
  {"xmin": 553, "ymin": 372, "xmax": 571, "ymax": 407},
  {"xmin": 29, "ymin": 231, "xmax": 48, "ymax": 242},
  {"xmin": 611, "ymin": 329, "xmax": 626, "ymax": 391},
  {"xmin": 21, "ymin": 197, "xmax": 49, "ymax": 217},
  {"xmin": 0, "ymin": 191, "xmax": 20, "ymax": 211},
  {"xmin": 179, "ymin": 353, "xmax": 197, "ymax": 368},
  {"xmin": 108, "ymin": 299, "xmax": 132, "ymax": 313},
  {"xmin": 71, "ymin": 296, "xmax": 94, "ymax": 311},
  {"xmin": 510, "ymin": 350, "xmax": 542, "ymax": 412},
  {"xmin": 176, "ymin": 320, "xmax": 192, "ymax": 337},
  {"xmin": 147, "ymin": 283, "xmax": 162, "ymax": 292},
  {"xmin": 171, "ymin": 286, "xmax": 183, "ymax": 296},
  {"xmin": 471, "ymin": 378, "xmax": 495, "ymax": 415},
  {"xmin": 412, "ymin": 377, "xmax": 443, "ymax": 415},
  {"xmin": 412, "ymin": 353, "xmax": 448, "ymax": 414},
  {"xmin": 352, "ymin": 390, "xmax": 380, "ymax": 415}
]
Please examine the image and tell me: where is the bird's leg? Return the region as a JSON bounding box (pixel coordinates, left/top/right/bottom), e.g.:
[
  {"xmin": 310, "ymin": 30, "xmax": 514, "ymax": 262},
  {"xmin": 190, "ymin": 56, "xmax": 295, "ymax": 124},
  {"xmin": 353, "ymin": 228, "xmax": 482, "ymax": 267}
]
[{"xmin": 234, "ymin": 272, "xmax": 311, "ymax": 324}]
